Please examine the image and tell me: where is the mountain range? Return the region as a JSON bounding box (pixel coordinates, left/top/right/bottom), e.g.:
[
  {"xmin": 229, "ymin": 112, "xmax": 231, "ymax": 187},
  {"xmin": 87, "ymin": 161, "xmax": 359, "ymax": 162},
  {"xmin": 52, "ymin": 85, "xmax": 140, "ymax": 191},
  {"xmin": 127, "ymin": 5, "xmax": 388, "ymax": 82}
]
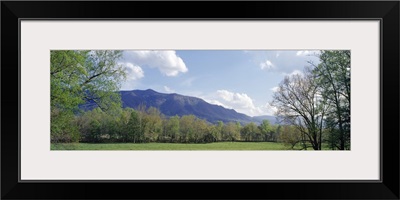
[{"xmin": 84, "ymin": 89, "xmax": 276, "ymax": 124}]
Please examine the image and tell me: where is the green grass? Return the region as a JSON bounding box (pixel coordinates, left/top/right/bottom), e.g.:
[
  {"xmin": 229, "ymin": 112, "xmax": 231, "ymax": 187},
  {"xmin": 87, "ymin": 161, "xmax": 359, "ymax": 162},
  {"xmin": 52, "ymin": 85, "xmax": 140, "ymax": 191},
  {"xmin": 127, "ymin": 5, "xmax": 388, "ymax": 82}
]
[{"xmin": 51, "ymin": 142, "xmax": 293, "ymax": 150}]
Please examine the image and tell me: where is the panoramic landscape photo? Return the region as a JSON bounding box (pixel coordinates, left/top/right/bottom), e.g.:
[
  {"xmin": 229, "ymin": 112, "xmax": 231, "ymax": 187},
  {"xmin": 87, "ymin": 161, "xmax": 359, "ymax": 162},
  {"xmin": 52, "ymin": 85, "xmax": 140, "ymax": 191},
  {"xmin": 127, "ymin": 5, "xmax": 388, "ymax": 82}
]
[{"xmin": 51, "ymin": 50, "xmax": 350, "ymax": 150}]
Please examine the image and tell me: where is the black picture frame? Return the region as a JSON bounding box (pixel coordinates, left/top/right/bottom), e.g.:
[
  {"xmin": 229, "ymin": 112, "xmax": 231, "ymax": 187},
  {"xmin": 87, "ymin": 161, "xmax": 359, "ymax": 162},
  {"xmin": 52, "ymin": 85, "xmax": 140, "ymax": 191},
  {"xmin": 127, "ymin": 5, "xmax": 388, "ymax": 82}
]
[{"xmin": 1, "ymin": 1, "xmax": 399, "ymax": 199}]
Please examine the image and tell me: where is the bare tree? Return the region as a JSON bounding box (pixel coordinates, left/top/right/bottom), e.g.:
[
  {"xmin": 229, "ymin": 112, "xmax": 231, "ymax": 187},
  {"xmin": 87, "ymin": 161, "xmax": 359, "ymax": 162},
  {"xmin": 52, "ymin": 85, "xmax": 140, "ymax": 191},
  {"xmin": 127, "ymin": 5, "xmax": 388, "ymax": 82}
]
[{"xmin": 271, "ymin": 68, "xmax": 329, "ymax": 150}]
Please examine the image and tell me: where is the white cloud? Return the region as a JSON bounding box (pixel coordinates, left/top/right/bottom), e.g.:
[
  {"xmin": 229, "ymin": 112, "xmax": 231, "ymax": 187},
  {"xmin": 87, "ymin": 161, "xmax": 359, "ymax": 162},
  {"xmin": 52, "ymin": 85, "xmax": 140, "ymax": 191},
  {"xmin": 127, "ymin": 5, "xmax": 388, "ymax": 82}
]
[
  {"xmin": 123, "ymin": 50, "xmax": 188, "ymax": 76},
  {"xmin": 122, "ymin": 62, "xmax": 144, "ymax": 80},
  {"xmin": 296, "ymin": 50, "xmax": 319, "ymax": 56},
  {"xmin": 263, "ymin": 103, "xmax": 278, "ymax": 116},
  {"xmin": 270, "ymin": 86, "xmax": 279, "ymax": 92},
  {"xmin": 216, "ymin": 90, "xmax": 253, "ymax": 105},
  {"xmin": 163, "ymin": 86, "xmax": 174, "ymax": 93},
  {"xmin": 235, "ymin": 50, "xmax": 322, "ymax": 75},
  {"xmin": 260, "ymin": 60, "xmax": 274, "ymax": 70},
  {"xmin": 202, "ymin": 90, "xmax": 272, "ymax": 117},
  {"xmin": 284, "ymin": 69, "xmax": 304, "ymax": 77},
  {"xmin": 204, "ymin": 99, "xmax": 230, "ymax": 108}
]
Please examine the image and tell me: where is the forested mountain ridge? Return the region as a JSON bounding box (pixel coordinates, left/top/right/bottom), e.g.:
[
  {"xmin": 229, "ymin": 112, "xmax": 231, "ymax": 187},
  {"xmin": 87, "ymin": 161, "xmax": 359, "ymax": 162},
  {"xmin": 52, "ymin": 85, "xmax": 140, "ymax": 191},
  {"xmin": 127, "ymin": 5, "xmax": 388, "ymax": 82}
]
[
  {"xmin": 120, "ymin": 89, "xmax": 276, "ymax": 124},
  {"xmin": 82, "ymin": 89, "xmax": 276, "ymax": 124}
]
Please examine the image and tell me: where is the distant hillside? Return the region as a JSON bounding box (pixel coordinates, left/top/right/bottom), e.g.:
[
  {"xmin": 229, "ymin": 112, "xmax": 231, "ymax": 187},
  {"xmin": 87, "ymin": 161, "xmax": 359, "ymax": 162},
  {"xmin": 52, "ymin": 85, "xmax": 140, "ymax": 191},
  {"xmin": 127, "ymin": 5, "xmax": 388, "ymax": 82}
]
[{"xmin": 82, "ymin": 89, "xmax": 276, "ymax": 124}]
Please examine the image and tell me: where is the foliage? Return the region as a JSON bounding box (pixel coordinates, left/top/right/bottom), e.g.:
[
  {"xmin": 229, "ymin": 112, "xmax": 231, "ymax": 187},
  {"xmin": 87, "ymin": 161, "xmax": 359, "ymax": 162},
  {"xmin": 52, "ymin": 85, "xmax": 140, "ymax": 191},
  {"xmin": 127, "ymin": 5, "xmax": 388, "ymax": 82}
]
[
  {"xmin": 50, "ymin": 50, "xmax": 127, "ymax": 142},
  {"xmin": 311, "ymin": 50, "xmax": 351, "ymax": 150},
  {"xmin": 50, "ymin": 108, "xmax": 80, "ymax": 143},
  {"xmin": 241, "ymin": 122, "xmax": 260, "ymax": 141},
  {"xmin": 64, "ymin": 104, "xmax": 286, "ymax": 144},
  {"xmin": 162, "ymin": 115, "xmax": 180, "ymax": 142},
  {"xmin": 278, "ymin": 125, "xmax": 303, "ymax": 149},
  {"xmin": 258, "ymin": 120, "xmax": 278, "ymax": 142},
  {"xmin": 51, "ymin": 50, "xmax": 88, "ymax": 111},
  {"xmin": 222, "ymin": 122, "xmax": 241, "ymax": 141}
]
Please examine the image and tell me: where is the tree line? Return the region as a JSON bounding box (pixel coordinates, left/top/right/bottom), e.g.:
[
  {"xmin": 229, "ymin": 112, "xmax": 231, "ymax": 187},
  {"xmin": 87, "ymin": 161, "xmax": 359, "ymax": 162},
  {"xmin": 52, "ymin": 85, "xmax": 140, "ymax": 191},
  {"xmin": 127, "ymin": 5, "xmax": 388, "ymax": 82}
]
[{"xmin": 51, "ymin": 105, "xmax": 283, "ymax": 144}]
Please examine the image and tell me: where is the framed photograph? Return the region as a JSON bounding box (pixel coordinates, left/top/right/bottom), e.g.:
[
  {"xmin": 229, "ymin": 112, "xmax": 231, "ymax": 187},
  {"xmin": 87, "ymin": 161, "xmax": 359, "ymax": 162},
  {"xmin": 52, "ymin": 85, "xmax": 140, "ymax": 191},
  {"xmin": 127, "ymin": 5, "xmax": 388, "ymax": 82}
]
[{"xmin": 2, "ymin": 1, "xmax": 399, "ymax": 199}]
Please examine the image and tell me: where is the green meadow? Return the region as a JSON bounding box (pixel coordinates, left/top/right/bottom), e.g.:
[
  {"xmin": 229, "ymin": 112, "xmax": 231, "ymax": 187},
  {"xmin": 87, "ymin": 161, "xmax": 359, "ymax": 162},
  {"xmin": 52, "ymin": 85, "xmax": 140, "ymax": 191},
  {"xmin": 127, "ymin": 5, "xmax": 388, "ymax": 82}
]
[{"xmin": 51, "ymin": 142, "xmax": 292, "ymax": 150}]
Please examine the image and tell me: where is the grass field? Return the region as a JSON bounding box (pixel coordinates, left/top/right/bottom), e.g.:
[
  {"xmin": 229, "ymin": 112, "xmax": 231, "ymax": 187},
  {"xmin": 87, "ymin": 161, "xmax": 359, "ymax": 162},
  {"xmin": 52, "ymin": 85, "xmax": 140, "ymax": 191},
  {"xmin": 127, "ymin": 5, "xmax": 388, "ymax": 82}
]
[{"xmin": 51, "ymin": 142, "xmax": 294, "ymax": 150}]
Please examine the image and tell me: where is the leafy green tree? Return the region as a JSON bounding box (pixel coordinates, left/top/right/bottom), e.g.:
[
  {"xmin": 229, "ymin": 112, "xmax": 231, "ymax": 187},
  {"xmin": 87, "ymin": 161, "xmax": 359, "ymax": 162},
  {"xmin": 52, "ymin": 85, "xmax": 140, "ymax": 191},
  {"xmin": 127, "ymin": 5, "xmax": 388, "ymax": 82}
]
[
  {"xmin": 127, "ymin": 110, "xmax": 141, "ymax": 143},
  {"xmin": 215, "ymin": 121, "xmax": 224, "ymax": 141},
  {"xmin": 222, "ymin": 122, "xmax": 241, "ymax": 141},
  {"xmin": 311, "ymin": 50, "xmax": 350, "ymax": 150},
  {"xmin": 51, "ymin": 50, "xmax": 89, "ymax": 111},
  {"xmin": 192, "ymin": 118, "xmax": 209, "ymax": 143},
  {"xmin": 179, "ymin": 115, "xmax": 196, "ymax": 143},
  {"xmin": 50, "ymin": 108, "xmax": 80, "ymax": 143},
  {"xmin": 89, "ymin": 120, "xmax": 101, "ymax": 142},
  {"xmin": 50, "ymin": 50, "xmax": 127, "ymax": 143},
  {"xmin": 259, "ymin": 120, "xmax": 273, "ymax": 141},
  {"xmin": 144, "ymin": 107, "xmax": 163, "ymax": 142},
  {"xmin": 166, "ymin": 116, "xmax": 180, "ymax": 142},
  {"xmin": 115, "ymin": 108, "xmax": 134, "ymax": 142},
  {"xmin": 278, "ymin": 125, "xmax": 303, "ymax": 149},
  {"xmin": 82, "ymin": 50, "xmax": 127, "ymax": 111},
  {"xmin": 241, "ymin": 122, "xmax": 260, "ymax": 141},
  {"xmin": 79, "ymin": 108, "xmax": 106, "ymax": 143},
  {"xmin": 206, "ymin": 125, "xmax": 219, "ymax": 143}
]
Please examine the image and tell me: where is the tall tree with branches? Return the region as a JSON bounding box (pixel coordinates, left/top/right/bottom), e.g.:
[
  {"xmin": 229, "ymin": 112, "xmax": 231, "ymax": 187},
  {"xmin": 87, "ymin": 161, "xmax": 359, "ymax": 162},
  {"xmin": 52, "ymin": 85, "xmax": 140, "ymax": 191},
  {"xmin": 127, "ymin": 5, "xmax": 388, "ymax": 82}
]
[
  {"xmin": 311, "ymin": 50, "xmax": 350, "ymax": 150},
  {"xmin": 271, "ymin": 68, "xmax": 330, "ymax": 150}
]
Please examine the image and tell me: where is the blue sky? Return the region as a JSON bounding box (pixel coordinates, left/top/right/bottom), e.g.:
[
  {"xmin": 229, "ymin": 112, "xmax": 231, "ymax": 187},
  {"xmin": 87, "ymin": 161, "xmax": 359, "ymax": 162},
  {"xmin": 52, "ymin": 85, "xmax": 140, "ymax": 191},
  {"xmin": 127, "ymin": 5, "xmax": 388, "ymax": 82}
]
[{"xmin": 119, "ymin": 50, "xmax": 320, "ymax": 116}]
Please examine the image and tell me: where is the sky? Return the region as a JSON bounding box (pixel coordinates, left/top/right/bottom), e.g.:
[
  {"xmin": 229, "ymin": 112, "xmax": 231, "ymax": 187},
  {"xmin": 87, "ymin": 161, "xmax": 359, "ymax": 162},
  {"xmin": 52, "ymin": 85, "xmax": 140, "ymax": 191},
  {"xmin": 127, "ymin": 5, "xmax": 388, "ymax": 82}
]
[{"xmin": 118, "ymin": 50, "xmax": 321, "ymax": 117}]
